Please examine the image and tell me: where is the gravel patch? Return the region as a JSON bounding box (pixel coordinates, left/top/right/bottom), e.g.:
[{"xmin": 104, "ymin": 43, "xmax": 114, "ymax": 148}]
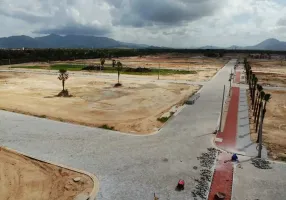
[
  {"xmin": 251, "ymin": 158, "xmax": 272, "ymax": 169},
  {"xmin": 192, "ymin": 148, "xmax": 220, "ymax": 199}
]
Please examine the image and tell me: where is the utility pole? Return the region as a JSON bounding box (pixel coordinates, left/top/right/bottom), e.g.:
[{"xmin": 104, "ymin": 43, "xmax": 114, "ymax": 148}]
[
  {"xmin": 229, "ymin": 71, "xmax": 234, "ymax": 96},
  {"xmin": 158, "ymin": 63, "xmax": 160, "ymax": 80},
  {"xmin": 219, "ymin": 85, "xmax": 226, "ymax": 132}
]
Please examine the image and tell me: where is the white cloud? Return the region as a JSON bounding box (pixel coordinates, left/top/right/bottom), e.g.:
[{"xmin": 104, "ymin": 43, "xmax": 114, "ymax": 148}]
[{"xmin": 0, "ymin": 0, "xmax": 286, "ymax": 47}]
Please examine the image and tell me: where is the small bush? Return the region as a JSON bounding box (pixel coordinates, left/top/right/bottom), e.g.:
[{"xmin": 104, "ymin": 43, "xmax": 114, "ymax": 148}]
[
  {"xmin": 114, "ymin": 83, "xmax": 122, "ymax": 87},
  {"xmin": 157, "ymin": 117, "xmax": 170, "ymax": 123},
  {"xmin": 157, "ymin": 112, "xmax": 175, "ymax": 123},
  {"xmin": 100, "ymin": 124, "xmax": 115, "ymax": 130},
  {"xmin": 56, "ymin": 89, "xmax": 73, "ymax": 97}
]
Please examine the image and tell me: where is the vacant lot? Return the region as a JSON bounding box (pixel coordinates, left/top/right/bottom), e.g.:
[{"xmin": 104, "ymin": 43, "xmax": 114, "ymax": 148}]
[
  {"xmin": 249, "ymin": 59, "xmax": 286, "ymax": 87},
  {"xmin": 0, "ymin": 147, "xmax": 94, "ymax": 200},
  {"xmin": 69, "ymin": 53, "xmax": 227, "ymax": 70},
  {"xmin": 5, "ymin": 54, "xmax": 227, "ymax": 81},
  {"xmin": 0, "ymin": 72, "xmax": 199, "ymax": 134},
  {"xmin": 250, "ymin": 90, "xmax": 286, "ymax": 161}
]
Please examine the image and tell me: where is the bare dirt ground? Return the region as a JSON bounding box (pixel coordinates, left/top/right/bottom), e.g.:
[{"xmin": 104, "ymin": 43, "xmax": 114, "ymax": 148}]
[
  {"xmin": 1, "ymin": 54, "xmax": 229, "ymax": 82},
  {"xmin": 2, "ymin": 54, "xmax": 228, "ymax": 79},
  {"xmin": 249, "ymin": 59, "xmax": 286, "ymax": 87},
  {"xmin": 0, "ymin": 72, "xmax": 199, "ymax": 134},
  {"xmin": 0, "ymin": 147, "xmax": 94, "ymax": 200},
  {"xmin": 52, "ymin": 53, "xmax": 227, "ymax": 69},
  {"xmin": 249, "ymin": 90, "xmax": 286, "ymax": 161}
]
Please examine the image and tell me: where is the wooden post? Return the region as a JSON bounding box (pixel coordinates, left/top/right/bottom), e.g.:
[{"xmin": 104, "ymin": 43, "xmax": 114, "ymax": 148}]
[
  {"xmin": 219, "ymin": 85, "xmax": 226, "ymax": 132},
  {"xmin": 158, "ymin": 63, "xmax": 160, "ymax": 80}
]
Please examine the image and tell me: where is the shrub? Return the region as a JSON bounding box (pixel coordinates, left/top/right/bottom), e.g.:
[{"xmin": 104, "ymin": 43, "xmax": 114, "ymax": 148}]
[{"xmin": 100, "ymin": 124, "xmax": 115, "ymax": 130}]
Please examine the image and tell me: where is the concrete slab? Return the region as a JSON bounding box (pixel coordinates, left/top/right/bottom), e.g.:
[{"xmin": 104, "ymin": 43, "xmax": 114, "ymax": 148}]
[
  {"xmin": 233, "ymin": 158, "xmax": 286, "ymax": 200},
  {"xmin": 236, "ymin": 88, "xmax": 267, "ymax": 158}
]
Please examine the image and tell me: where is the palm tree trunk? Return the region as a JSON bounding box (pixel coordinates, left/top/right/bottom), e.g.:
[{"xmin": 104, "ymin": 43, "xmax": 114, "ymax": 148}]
[
  {"xmin": 257, "ymin": 107, "xmax": 264, "ymax": 154},
  {"xmin": 248, "ymin": 76, "xmax": 252, "ymax": 100},
  {"xmin": 257, "ymin": 101, "xmax": 267, "ymax": 143},
  {"xmin": 62, "ymin": 80, "xmax": 65, "ymax": 91},
  {"xmin": 255, "ymin": 101, "xmax": 263, "ymax": 132},
  {"xmin": 117, "ymin": 69, "xmax": 120, "ymax": 84},
  {"xmin": 253, "ymin": 93, "xmax": 260, "ymax": 116},
  {"xmin": 252, "ymin": 84, "xmax": 256, "ymax": 108}
]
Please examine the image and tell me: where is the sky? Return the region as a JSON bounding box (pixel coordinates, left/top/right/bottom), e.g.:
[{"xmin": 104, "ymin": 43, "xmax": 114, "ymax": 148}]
[{"xmin": 1, "ymin": 0, "xmax": 286, "ymax": 48}]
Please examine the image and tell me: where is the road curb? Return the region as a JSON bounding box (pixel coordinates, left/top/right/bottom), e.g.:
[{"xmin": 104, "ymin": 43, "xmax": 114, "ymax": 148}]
[{"xmin": 1, "ymin": 146, "xmax": 99, "ymax": 200}]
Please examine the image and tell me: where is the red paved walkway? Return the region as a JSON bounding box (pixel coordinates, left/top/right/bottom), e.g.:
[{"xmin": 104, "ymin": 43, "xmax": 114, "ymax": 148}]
[
  {"xmin": 216, "ymin": 87, "xmax": 239, "ymax": 150},
  {"xmin": 235, "ymin": 71, "xmax": 241, "ymax": 83},
  {"xmin": 208, "ymin": 87, "xmax": 240, "ymax": 200},
  {"xmin": 208, "ymin": 152, "xmax": 233, "ymax": 200}
]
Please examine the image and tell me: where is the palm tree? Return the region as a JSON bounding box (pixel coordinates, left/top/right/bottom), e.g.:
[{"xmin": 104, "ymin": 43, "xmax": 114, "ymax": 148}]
[
  {"xmin": 252, "ymin": 76, "xmax": 258, "ymax": 108},
  {"xmin": 112, "ymin": 59, "xmax": 116, "ymax": 68},
  {"xmin": 58, "ymin": 69, "xmax": 69, "ymax": 91},
  {"xmin": 253, "ymin": 84, "xmax": 263, "ymax": 116},
  {"xmin": 255, "ymin": 91, "xmax": 265, "ymax": 135},
  {"xmin": 100, "ymin": 57, "xmax": 105, "ymax": 71},
  {"xmin": 244, "ymin": 59, "xmax": 251, "ymax": 83},
  {"xmin": 116, "ymin": 61, "xmax": 123, "ymax": 85},
  {"xmin": 248, "ymin": 70, "xmax": 253, "ymax": 100},
  {"xmin": 257, "ymin": 93, "xmax": 271, "ymax": 143}
]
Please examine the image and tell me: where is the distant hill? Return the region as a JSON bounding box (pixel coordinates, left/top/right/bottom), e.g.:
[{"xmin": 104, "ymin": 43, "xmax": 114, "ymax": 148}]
[
  {"xmin": 199, "ymin": 38, "xmax": 286, "ymax": 51},
  {"xmin": 245, "ymin": 38, "xmax": 286, "ymax": 50},
  {"xmin": 0, "ymin": 34, "xmax": 150, "ymax": 49}
]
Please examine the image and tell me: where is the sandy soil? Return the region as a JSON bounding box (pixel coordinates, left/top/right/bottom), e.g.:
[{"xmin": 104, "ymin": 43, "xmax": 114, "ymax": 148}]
[
  {"xmin": 56, "ymin": 53, "xmax": 227, "ymax": 70},
  {"xmin": 0, "ymin": 72, "xmax": 199, "ymax": 134},
  {"xmin": 0, "ymin": 147, "xmax": 94, "ymax": 200},
  {"xmin": 249, "ymin": 59, "xmax": 286, "ymax": 87},
  {"xmin": 249, "ymin": 90, "xmax": 286, "ymax": 161},
  {"xmin": 3, "ymin": 53, "xmax": 228, "ymax": 71}
]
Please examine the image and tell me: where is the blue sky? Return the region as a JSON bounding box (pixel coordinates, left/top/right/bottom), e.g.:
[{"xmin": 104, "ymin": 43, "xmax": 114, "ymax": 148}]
[{"xmin": 1, "ymin": 0, "xmax": 286, "ymax": 47}]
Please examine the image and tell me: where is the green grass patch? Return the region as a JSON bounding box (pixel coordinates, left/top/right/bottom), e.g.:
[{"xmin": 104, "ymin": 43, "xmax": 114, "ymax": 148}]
[
  {"xmin": 103, "ymin": 67, "xmax": 197, "ymax": 76},
  {"xmin": 100, "ymin": 124, "xmax": 115, "ymax": 130},
  {"xmin": 157, "ymin": 112, "xmax": 175, "ymax": 123},
  {"xmin": 50, "ymin": 64, "xmax": 85, "ymax": 71},
  {"xmin": 11, "ymin": 64, "xmax": 197, "ymax": 75},
  {"xmin": 11, "ymin": 66, "xmax": 43, "ymax": 69}
]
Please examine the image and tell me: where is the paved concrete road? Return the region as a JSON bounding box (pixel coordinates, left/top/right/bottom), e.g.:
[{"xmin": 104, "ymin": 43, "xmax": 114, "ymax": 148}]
[{"xmin": 0, "ymin": 60, "xmax": 235, "ymax": 200}]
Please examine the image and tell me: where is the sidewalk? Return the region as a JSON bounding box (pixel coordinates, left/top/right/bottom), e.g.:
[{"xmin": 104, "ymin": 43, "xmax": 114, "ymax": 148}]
[
  {"xmin": 211, "ymin": 64, "xmax": 286, "ymax": 200},
  {"xmin": 215, "ymin": 87, "xmax": 239, "ymax": 151},
  {"xmin": 236, "ymin": 89, "xmax": 267, "ymax": 158},
  {"xmin": 208, "ymin": 87, "xmax": 240, "ymax": 200}
]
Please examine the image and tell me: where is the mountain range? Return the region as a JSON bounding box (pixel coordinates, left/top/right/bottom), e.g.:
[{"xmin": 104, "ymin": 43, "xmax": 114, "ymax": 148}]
[
  {"xmin": 0, "ymin": 34, "xmax": 149, "ymax": 49},
  {"xmin": 0, "ymin": 34, "xmax": 286, "ymax": 50},
  {"xmin": 201, "ymin": 38, "xmax": 286, "ymax": 51}
]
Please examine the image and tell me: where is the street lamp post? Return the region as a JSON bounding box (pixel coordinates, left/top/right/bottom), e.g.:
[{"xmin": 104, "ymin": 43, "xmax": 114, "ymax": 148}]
[{"xmin": 229, "ymin": 71, "xmax": 234, "ymax": 96}]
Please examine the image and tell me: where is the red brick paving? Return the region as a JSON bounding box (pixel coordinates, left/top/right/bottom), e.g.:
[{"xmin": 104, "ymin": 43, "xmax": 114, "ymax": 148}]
[
  {"xmin": 216, "ymin": 87, "xmax": 239, "ymax": 150},
  {"xmin": 208, "ymin": 87, "xmax": 240, "ymax": 200},
  {"xmin": 235, "ymin": 71, "xmax": 241, "ymax": 83},
  {"xmin": 208, "ymin": 152, "xmax": 233, "ymax": 200}
]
